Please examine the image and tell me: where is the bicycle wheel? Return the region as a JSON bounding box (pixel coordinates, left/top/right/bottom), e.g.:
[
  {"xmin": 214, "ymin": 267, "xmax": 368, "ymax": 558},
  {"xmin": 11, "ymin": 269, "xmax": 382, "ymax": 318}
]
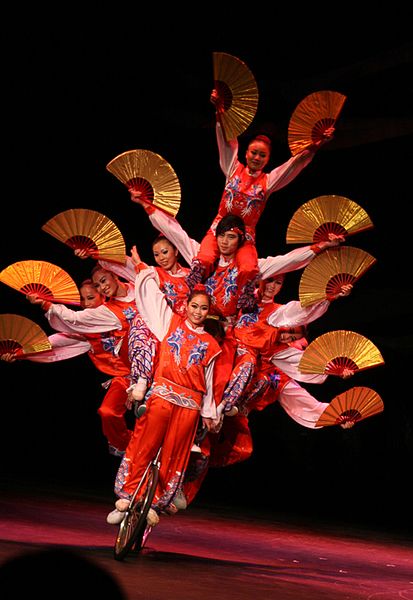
[{"xmin": 114, "ymin": 450, "xmax": 160, "ymax": 561}]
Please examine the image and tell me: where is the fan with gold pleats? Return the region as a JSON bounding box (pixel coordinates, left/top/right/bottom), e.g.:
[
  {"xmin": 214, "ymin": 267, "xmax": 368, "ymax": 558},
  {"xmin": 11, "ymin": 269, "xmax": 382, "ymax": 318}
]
[
  {"xmin": 212, "ymin": 51, "xmax": 259, "ymax": 141},
  {"xmin": 288, "ymin": 90, "xmax": 347, "ymax": 156},
  {"xmin": 0, "ymin": 260, "xmax": 80, "ymax": 305},
  {"xmin": 42, "ymin": 208, "xmax": 126, "ymax": 264},
  {"xmin": 299, "ymin": 330, "xmax": 384, "ymax": 376},
  {"xmin": 286, "ymin": 195, "xmax": 374, "ymax": 244},
  {"xmin": 0, "ymin": 313, "xmax": 52, "ymax": 357},
  {"xmin": 299, "ymin": 246, "xmax": 376, "ymax": 307},
  {"xmin": 106, "ymin": 149, "xmax": 181, "ymax": 217},
  {"xmin": 315, "ymin": 386, "xmax": 384, "ymax": 427}
]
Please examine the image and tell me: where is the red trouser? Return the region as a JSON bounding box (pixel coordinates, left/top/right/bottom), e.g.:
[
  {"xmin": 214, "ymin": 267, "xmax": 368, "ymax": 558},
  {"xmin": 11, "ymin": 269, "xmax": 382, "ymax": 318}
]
[
  {"xmin": 97, "ymin": 376, "xmax": 132, "ymax": 452},
  {"xmin": 119, "ymin": 394, "xmax": 199, "ymax": 510}
]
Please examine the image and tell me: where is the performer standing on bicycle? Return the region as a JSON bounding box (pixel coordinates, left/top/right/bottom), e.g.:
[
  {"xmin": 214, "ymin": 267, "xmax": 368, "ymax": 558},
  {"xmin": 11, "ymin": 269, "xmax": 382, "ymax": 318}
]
[{"xmin": 107, "ymin": 273, "xmax": 222, "ymax": 527}]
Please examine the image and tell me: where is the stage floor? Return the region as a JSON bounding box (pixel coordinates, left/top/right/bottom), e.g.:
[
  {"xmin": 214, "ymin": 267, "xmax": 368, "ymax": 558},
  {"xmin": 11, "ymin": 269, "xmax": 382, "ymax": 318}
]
[{"xmin": 1, "ymin": 482, "xmax": 412, "ymax": 600}]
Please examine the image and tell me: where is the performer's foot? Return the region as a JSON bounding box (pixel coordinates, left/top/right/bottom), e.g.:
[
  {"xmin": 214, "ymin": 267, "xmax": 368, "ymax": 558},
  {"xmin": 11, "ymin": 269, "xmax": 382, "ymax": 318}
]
[
  {"xmin": 106, "ymin": 509, "xmax": 126, "ymax": 525},
  {"xmin": 173, "ymin": 490, "xmax": 188, "ymax": 510},
  {"xmin": 147, "ymin": 508, "xmax": 160, "ymax": 527},
  {"xmin": 115, "ymin": 499, "xmax": 130, "ymax": 512}
]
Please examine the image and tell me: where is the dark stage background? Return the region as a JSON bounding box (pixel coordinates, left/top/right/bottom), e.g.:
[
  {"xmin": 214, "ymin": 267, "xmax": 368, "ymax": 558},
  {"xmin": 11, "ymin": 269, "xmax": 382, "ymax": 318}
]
[{"xmin": 2, "ymin": 15, "xmax": 413, "ymax": 534}]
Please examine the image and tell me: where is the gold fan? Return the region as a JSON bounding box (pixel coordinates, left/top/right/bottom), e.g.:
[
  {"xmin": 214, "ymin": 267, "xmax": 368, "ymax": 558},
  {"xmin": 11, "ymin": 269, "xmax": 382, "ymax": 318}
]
[
  {"xmin": 0, "ymin": 260, "xmax": 80, "ymax": 305},
  {"xmin": 315, "ymin": 386, "xmax": 384, "ymax": 427},
  {"xmin": 42, "ymin": 208, "xmax": 126, "ymax": 264},
  {"xmin": 299, "ymin": 246, "xmax": 376, "ymax": 307},
  {"xmin": 286, "ymin": 195, "xmax": 374, "ymax": 244},
  {"xmin": 299, "ymin": 330, "xmax": 384, "ymax": 376},
  {"xmin": 288, "ymin": 90, "xmax": 347, "ymax": 156},
  {"xmin": 106, "ymin": 149, "xmax": 181, "ymax": 217},
  {"xmin": 213, "ymin": 51, "xmax": 259, "ymax": 141},
  {"xmin": 0, "ymin": 314, "xmax": 52, "ymax": 357}
]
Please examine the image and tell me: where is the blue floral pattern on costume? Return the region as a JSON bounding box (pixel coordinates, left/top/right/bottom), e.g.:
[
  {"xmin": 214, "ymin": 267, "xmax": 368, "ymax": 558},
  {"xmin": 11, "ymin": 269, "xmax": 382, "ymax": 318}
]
[
  {"xmin": 101, "ymin": 334, "xmax": 118, "ymax": 355},
  {"xmin": 222, "ymin": 267, "xmax": 238, "ymax": 304},
  {"xmin": 236, "ymin": 306, "xmax": 262, "ymax": 329},
  {"xmin": 161, "ymin": 282, "xmax": 177, "ymax": 307},
  {"xmin": 205, "ymin": 277, "xmax": 217, "ymax": 303},
  {"xmin": 167, "ymin": 327, "xmax": 185, "ymax": 365},
  {"xmin": 123, "ymin": 306, "xmax": 137, "ymax": 323},
  {"xmin": 187, "ymin": 340, "xmax": 208, "ymax": 368},
  {"xmin": 222, "ymin": 176, "xmax": 265, "ymax": 218}
]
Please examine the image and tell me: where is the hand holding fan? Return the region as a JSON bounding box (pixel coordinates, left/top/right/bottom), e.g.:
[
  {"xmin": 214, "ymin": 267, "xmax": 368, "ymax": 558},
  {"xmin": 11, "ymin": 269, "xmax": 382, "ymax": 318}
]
[
  {"xmin": 0, "ymin": 314, "xmax": 52, "ymax": 358},
  {"xmin": 299, "ymin": 246, "xmax": 376, "ymax": 307},
  {"xmin": 42, "ymin": 208, "xmax": 126, "ymax": 264},
  {"xmin": 288, "ymin": 90, "xmax": 347, "ymax": 155},
  {"xmin": 0, "ymin": 260, "xmax": 80, "ymax": 305},
  {"xmin": 286, "ymin": 195, "xmax": 374, "ymax": 244},
  {"xmin": 299, "ymin": 330, "xmax": 384, "ymax": 377},
  {"xmin": 106, "ymin": 149, "xmax": 181, "ymax": 217},
  {"xmin": 315, "ymin": 386, "xmax": 384, "ymax": 428},
  {"xmin": 212, "ymin": 52, "xmax": 259, "ymax": 141}
]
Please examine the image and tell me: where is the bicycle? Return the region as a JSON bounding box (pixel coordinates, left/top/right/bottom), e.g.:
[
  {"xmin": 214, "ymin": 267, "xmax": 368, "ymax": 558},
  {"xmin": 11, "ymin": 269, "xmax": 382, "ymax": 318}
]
[{"xmin": 113, "ymin": 447, "xmax": 161, "ymax": 561}]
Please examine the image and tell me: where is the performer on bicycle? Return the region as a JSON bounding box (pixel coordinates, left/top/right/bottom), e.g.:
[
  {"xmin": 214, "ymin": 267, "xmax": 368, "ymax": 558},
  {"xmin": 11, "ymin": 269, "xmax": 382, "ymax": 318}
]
[{"xmin": 107, "ymin": 273, "xmax": 222, "ymax": 527}]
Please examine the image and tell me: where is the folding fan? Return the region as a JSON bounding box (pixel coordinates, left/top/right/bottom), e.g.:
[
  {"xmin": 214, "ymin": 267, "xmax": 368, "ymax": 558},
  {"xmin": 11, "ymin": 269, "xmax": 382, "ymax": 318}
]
[
  {"xmin": 299, "ymin": 246, "xmax": 376, "ymax": 307},
  {"xmin": 106, "ymin": 149, "xmax": 181, "ymax": 217},
  {"xmin": 0, "ymin": 260, "xmax": 80, "ymax": 305},
  {"xmin": 286, "ymin": 195, "xmax": 374, "ymax": 244},
  {"xmin": 42, "ymin": 208, "xmax": 126, "ymax": 264},
  {"xmin": 288, "ymin": 90, "xmax": 347, "ymax": 156},
  {"xmin": 299, "ymin": 330, "xmax": 384, "ymax": 376},
  {"xmin": 315, "ymin": 386, "xmax": 384, "ymax": 427},
  {"xmin": 0, "ymin": 314, "xmax": 52, "ymax": 357},
  {"xmin": 212, "ymin": 52, "xmax": 259, "ymax": 141}
]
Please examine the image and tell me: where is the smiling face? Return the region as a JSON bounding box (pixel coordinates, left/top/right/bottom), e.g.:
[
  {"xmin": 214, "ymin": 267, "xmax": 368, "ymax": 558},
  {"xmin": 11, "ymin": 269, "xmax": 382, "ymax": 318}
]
[
  {"xmin": 186, "ymin": 292, "xmax": 210, "ymax": 327},
  {"xmin": 261, "ymin": 275, "xmax": 285, "ymax": 301},
  {"xmin": 152, "ymin": 238, "xmax": 178, "ymax": 272},
  {"xmin": 245, "ymin": 139, "xmax": 270, "ymax": 173},
  {"xmin": 92, "ymin": 269, "xmax": 123, "ymax": 298},
  {"xmin": 80, "ymin": 282, "xmax": 104, "ymax": 308}
]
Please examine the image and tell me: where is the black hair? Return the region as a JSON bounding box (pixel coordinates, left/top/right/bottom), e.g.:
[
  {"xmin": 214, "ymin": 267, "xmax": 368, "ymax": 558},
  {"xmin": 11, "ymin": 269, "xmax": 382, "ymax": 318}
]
[
  {"xmin": 152, "ymin": 233, "xmax": 177, "ymax": 250},
  {"xmin": 204, "ymin": 315, "xmax": 226, "ymax": 344}
]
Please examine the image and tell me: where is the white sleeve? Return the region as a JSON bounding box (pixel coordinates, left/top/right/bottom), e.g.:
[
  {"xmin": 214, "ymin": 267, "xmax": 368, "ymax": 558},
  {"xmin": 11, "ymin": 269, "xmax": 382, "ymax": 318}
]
[
  {"xmin": 25, "ymin": 332, "xmax": 91, "ymax": 363},
  {"xmin": 278, "ymin": 379, "xmax": 328, "ymax": 428},
  {"xmin": 270, "ymin": 347, "xmax": 328, "ymax": 384},
  {"xmin": 200, "ymin": 361, "xmax": 218, "ymax": 419},
  {"xmin": 45, "ymin": 304, "xmax": 122, "ymax": 334},
  {"xmin": 266, "ymin": 299, "xmax": 330, "ymax": 329},
  {"xmin": 148, "ymin": 210, "xmax": 200, "ymax": 267},
  {"xmin": 135, "ymin": 267, "xmax": 173, "ymax": 341},
  {"xmin": 258, "ymin": 246, "xmax": 316, "ymax": 279},
  {"xmin": 216, "ymin": 121, "xmax": 239, "ymax": 176},
  {"xmin": 266, "ymin": 150, "xmax": 314, "ymax": 194},
  {"xmin": 98, "ymin": 256, "xmax": 136, "ymax": 283}
]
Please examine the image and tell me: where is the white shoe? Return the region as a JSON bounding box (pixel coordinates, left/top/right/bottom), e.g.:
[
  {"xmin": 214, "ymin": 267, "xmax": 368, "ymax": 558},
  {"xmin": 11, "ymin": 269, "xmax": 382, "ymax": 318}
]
[
  {"xmin": 106, "ymin": 508, "xmax": 126, "ymax": 525},
  {"xmin": 147, "ymin": 508, "xmax": 160, "ymax": 527},
  {"xmin": 173, "ymin": 490, "xmax": 187, "ymax": 510}
]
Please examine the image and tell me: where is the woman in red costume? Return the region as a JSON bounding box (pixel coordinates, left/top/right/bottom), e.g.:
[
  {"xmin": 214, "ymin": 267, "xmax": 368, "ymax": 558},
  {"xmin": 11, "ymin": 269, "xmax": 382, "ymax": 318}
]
[
  {"xmin": 25, "ymin": 267, "xmax": 146, "ymax": 457},
  {"xmin": 107, "ymin": 271, "xmax": 222, "ymax": 527},
  {"xmin": 185, "ymin": 88, "xmax": 334, "ymax": 308}
]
